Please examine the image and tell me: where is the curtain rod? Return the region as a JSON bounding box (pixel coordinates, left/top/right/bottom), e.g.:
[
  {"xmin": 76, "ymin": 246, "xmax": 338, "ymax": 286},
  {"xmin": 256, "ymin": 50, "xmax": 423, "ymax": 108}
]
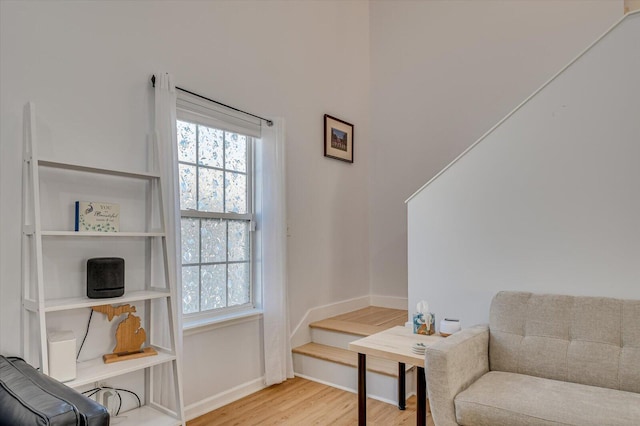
[{"xmin": 151, "ymin": 75, "xmax": 273, "ymax": 127}]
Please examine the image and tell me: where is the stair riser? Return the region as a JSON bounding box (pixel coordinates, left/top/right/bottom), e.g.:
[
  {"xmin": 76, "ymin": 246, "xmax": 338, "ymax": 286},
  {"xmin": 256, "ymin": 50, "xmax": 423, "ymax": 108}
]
[
  {"xmin": 310, "ymin": 328, "xmax": 362, "ymax": 349},
  {"xmin": 292, "ymin": 353, "xmax": 415, "ymax": 405}
]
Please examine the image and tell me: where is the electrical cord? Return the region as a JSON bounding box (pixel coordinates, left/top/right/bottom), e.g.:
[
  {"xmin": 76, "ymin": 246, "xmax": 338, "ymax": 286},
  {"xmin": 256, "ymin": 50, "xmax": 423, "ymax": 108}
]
[
  {"xmin": 105, "ymin": 387, "xmax": 142, "ymax": 409},
  {"xmin": 76, "ymin": 310, "xmax": 142, "ymax": 416},
  {"xmin": 115, "ymin": 390, "xmax": 122, "ymax": 416},
  {"xmin": 82, "ymin": 388, "xmax": 101, "ymax": 399},
  {"xmin": 82, "ymin": 385, "xmax": 141, "ymax": 416},
  {"xmin": 76, "ymin": 309, "xmax": 93, "ymax": 360}
]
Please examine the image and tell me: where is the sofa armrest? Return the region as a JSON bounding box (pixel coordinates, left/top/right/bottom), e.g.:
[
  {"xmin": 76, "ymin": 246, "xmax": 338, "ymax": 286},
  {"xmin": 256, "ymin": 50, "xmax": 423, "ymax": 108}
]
[
  {"xmin": 425, "ymin": 325, "xmax": 489, "ymax": 426},
  {"xmin": 1, "ymin": 356, "xmax": 109, "ymax": 426}
]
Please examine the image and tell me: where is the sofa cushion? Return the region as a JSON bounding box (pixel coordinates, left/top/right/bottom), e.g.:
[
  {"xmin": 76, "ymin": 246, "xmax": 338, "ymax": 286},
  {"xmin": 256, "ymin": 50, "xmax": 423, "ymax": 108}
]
[
  {"xmin": 454, "ymin": 371, "xmax": 640, "ymax": 426},
  {"xmin": 489, "ymin": 291, "xmax": 640, "ymax": 392}
]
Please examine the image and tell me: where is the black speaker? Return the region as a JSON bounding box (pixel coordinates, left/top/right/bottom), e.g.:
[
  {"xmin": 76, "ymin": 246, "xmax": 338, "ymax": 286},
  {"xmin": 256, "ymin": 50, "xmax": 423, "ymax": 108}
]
[{"xmin": 87, "ymin": 257, "xmax": 125, "ymax": 298}]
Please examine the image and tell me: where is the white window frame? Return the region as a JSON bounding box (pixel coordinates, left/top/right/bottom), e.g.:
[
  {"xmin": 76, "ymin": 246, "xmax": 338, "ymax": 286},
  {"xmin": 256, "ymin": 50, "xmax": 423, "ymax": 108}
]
[{"xmin": 176, "ymin": 102, "xmax": 259, "ymax": 324}]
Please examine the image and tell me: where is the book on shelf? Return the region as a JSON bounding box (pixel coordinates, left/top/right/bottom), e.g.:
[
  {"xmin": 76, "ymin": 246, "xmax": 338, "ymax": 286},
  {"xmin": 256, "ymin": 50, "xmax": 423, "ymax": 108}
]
[{"xmin": 75, "ymin": 201, "xmax": 120, "ymax": 232}]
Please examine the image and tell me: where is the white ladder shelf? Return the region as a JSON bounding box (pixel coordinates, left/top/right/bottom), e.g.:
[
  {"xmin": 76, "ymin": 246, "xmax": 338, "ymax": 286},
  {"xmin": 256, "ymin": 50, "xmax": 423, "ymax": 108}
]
[{"xmin": 21, "ymin": 102, "xmax": 185, "ymax": 425}]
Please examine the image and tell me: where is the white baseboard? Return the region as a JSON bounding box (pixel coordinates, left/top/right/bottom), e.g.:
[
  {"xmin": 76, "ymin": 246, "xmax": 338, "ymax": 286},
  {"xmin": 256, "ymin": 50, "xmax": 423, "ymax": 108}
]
[
  {"xmin": 294, "ymin": 372, "xmax": 357, "ymax": 395},
  {"xmin": 184, "ymin": 377, "xmax": 266, "ymax": 421},
  {"xmin": 294, "ymin": 373, "xmax": 414, "ymax": 406},
  {"xmin": 290, "ymin": 296, "xmax": 370, "ymax": 349},
  {"xmin": 370, "ymin": 295, "xmax": 409, "ymax": 310}
]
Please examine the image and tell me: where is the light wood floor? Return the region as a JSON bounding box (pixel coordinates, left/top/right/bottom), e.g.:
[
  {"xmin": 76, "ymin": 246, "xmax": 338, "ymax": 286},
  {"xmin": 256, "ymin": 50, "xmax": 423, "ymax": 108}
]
[{"xmin": 188, "ymin": 377, "xmax": 434, "ymax": 426}]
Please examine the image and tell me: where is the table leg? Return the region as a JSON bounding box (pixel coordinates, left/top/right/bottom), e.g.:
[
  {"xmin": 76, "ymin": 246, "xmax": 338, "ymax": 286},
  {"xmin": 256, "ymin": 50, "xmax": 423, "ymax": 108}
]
[
  {"xmin": 398, "ymin": 362, "xmax": 406, "ymax": 410},
  {"xmin": 417, "ymin": 366, "xmax": 426, "ymax": 426},
  {"xmin": 358, "ymin": 353, "xmax": 366, "ymax": 426}
]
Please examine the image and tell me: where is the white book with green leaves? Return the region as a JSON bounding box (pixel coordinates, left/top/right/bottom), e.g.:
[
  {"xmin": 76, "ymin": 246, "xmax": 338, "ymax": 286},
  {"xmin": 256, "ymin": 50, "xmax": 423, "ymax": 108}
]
[{"xmin": 74, "ymin": 201, "xmax": 120, "ymax": 232}]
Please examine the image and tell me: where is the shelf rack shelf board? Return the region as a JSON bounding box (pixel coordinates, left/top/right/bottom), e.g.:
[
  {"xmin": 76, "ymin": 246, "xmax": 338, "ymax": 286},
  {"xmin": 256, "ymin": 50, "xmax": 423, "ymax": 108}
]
[
  {"xmin": 42, "ymin": 289, "xmax": 171, "ymax": 312},
  {"xmin": 41, "ymin": 231, "xmax": 165, "ymax": 237},
  {"xmin": 38, "ymin": 159, "xmax": 160, "ymax": 180},
  {"xmin": 68, "ymin": 348, "xmax": 176, "ymax": 388},
  {"xmin": 109, "ymin": 406, "xmax": 181, "ymax": 426}
]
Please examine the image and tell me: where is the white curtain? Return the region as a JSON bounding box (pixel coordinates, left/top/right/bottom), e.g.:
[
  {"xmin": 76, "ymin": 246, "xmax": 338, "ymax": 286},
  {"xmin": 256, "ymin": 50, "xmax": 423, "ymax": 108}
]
[
  {"xmin": 152, "ymin": 72, "xmax": 184, "ymax": 413},
  {"xmin": 258, "ymin": 118, "xmax": 294, "ymax": 386},
  {"xmin": 153, "ymin": 72, "xmax": 291, "ymax": 394}
]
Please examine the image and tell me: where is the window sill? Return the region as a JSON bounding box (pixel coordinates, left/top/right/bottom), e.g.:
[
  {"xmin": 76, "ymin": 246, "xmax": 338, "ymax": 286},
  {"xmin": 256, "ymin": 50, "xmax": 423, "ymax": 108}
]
[{"xmin": 183, "ymin": 309, "xmax": 263, "ymax": 337}]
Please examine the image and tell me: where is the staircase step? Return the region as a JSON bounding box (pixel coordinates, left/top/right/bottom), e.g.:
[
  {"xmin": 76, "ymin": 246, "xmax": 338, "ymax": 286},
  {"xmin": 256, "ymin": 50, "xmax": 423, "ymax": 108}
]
[
  {"xmin": 310, "ymin": 327, "xmax": 362, "ymax": 349},
  {"xmin": 309, "ymin": 306, "xmax": 407, "ymax": 336},
  {"xmin": 292, "ymin": 350, "xmax": 415, "ymax": 405},
  {"xmin": 292, "ymin": 342, "xmax": 412, "ymax": 377}
]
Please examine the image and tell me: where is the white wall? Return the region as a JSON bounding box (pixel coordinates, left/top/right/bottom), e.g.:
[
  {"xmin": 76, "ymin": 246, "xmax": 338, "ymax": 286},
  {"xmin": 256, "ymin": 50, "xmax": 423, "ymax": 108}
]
[
  {"xmin": 369, "ymin": 0, "xmax": 622, "ymax": 299},
  {"xmin": 407, "ymin": 12, "xmax": 640, "ymax": 329},
  {"xmin": 0, "ymin": 0, "xmax": 370, "ymax": 410},
  {"xmin": 0, "ymin": 0, "xmax": 630, "ymax": 411}
]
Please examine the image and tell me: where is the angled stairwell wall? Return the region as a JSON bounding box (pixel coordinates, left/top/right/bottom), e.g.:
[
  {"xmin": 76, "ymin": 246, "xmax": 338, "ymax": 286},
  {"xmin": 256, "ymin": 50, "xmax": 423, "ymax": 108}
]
[{"xmin": 407, "ymin": 12, "xmax": 640, "ymax": 328}]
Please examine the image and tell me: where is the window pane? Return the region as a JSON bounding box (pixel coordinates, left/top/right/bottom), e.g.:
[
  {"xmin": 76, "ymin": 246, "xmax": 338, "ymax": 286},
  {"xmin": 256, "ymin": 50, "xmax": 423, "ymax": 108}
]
[
  {"xmin": 178, "ymin": 118, "xmax": 253, "ymax": 316},
  {"xmin": 201, "ymin": 219, "xmax": 226, "ymax": 263},
  {"xmin": 198, "ymin": 168, "xmax": 224, "ymax": 212},
  {"xmin": 179, "ymin": 164, "xmax": 197, "ymax": 210},
  {"xmin": 225, "ymin": 172, "xmax": 247, "ymax": 214},
  {"xmin": 228, "ymin": 263, "xmax": 250, "ymax": 306},
  {"xmin": 181, "ymin": 218, "xmax": 199, "ymax": 264},
  {"xmin": 177, "ymin": 121, "xmax": 196, "ymax": 163},
  {"xmin": 201, "ymin": 265, "xmax": 226, "ymax": 311},
  {"xmin": 198, "ymin": 126, "xmax": 223, "ymax": 168},
  {"xmin": 228, "ymin": 220, "xmax": 249, "ymax": 262},
  {"xmin": 225, "ymin": 132, "xmax": 247, "ymax": 172},
  {"xmin": 182, "ymin": 266, "xmax": 199, "ymax": 314}
]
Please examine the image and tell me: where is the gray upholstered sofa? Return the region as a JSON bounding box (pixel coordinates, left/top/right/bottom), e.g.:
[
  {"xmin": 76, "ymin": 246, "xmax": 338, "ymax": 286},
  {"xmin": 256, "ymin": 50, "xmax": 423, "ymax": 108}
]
[{"xmin": 425, "ymin": 291, "xmax": 640, "ymax": 426}]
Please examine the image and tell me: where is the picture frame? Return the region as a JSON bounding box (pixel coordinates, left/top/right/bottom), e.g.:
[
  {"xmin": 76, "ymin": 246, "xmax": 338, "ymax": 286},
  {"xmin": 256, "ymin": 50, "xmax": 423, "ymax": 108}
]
[{"xmin": 324, "ymin": 114, "xmax": 354, "ymax": 163}]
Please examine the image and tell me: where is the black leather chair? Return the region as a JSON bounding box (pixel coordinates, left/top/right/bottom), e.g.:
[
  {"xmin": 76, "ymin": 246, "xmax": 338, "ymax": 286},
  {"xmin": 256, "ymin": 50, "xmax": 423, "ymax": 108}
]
[{"xmin": 0, "ymin": 355, "xmax": 109, "ymax": 426}]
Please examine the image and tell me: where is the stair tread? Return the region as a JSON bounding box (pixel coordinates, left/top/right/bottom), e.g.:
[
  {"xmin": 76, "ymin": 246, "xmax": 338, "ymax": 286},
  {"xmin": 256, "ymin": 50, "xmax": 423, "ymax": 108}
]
[
  {"xmin": 310, "ymin": 307, "xmax": 408, "ymax": 336},
  {"xmin": 292, "ymin": 342, "xmax": 413, "ymax": 377}
]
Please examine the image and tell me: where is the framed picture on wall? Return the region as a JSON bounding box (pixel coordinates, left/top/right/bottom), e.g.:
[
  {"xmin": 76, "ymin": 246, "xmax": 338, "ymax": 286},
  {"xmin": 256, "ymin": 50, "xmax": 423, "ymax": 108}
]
[{"xmin": 324, "ymin": 114, "xmax": 354, "ymax": 163}]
